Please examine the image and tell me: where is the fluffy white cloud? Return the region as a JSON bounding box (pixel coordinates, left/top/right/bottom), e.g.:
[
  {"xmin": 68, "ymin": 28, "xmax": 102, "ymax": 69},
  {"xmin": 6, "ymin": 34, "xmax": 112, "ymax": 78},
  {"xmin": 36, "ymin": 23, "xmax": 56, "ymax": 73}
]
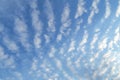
[
  {"xmin": 44, "ymin": 34, "xmax": 50, "ymax": 44},
  {"xmin": 116, "ymin": 0, "xmax": 120, "ymax": 17},
  {"xmin": 75, "ymin": 0, "xmax": 86, "ymax": 19},
  {"xmin": 14, "ymin": 17, "xmax": 31, "ymax": 51},
  {"xmin": 0, "ymin": 46, "xmax": 15, "ymax": 69},
  {"xmin": 30, "ymin": 0, "xmax": 42, "ymax": 32},
  {"xmin": 45, "ymin": 0, "xmax": 56, "ymax": 32},
  {"xmin": 30, "ymin": 0, "xmax": 43, "ymax": 49},
  {"xmin": 56, "ymin": 34, "xmax": 62, "ymax": 42},
  {"xmin": 54, "ymin": 58, "xmax": 62, "ymax": 70},
  {"xmin": 113, "ymin": 27, "xmax": 120, "ymax": 45},
  {"xmin": 61, "ymin": 3, "xmax": 70, "ymax": 24},
  {"xmin": 34, "ymin": 33, "xmax": 41, "ymax": 48},
  {"xmin": 98, "ymin": 37, "xmax": 108, "ymax": 51},
  {"xmin": 14, "ymin": 72, "xmax": 23, "ymax": 80},
  {"xmin": 90, "ymin": 33, "xmax": 99, "ymax": 49},
  {"xmin": 57, "ymin": 3, "xmax": 71, "ymax": 42},
  {"xmin": 74, "ymin": 19, "xmax": 83, "ymax": 34},
  {"xmin": 48, "ymin": 46, "xmax": 56, "ymax": 58},
  {"xmin": 68, "ymin": 40, "xmax": 76, "ymax": 52},
  {"xmin": 77, "ymin": 30, "xmax": 88, "ymax": 54},
  {"xmin": 88, "ymin": 0, "xmax": 100, "ymax": 24},
  {"xmin": 79, "ymin": 30, "xmax": 88, "ymax": 46},
  {"xmin": 104, "ymin": 0, "xmax": 111, "ymax": 19},
  {"xmin": 3, "ymin": 36, "xmax": 19, "ymax": 52},
  {"xmin": 60, "ymin": 3, "xmax": 71, "ymax": 34}
]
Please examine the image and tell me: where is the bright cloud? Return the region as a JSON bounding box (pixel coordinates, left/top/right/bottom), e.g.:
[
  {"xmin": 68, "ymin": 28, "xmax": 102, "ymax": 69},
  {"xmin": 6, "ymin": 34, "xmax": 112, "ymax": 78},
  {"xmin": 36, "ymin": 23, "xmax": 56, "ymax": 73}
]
[
  {"xmin": 68, "ymin": 40, "xmax": 76, "ymax": 52},
  {"xmin": 116, "ymin": 0, "xmax": 120, "ymax": 17},
  {"xmin": 14, "ymin": 17, "xmax": 31, "ymax": 51},
  {"xmin": 88, "ymin": 0, "xmax": 100, "ymax": 24},
  {"xmin": 45, "ymin": 0, "xmax": 56, "ymax": 32},
  {"xmin": 0, "ymin": 46, "xmax": 15, "ymax": 69},
  {"xmin": 75, "ymin": 0, "xmax": 86, "ymax": 19},
  {"xmin": 104, "ymin": 0, "xmax": 111, "ymax": 19},
  {"xmin": 0, "ymin": 0, "xmax": 120, "ymax": 80}
]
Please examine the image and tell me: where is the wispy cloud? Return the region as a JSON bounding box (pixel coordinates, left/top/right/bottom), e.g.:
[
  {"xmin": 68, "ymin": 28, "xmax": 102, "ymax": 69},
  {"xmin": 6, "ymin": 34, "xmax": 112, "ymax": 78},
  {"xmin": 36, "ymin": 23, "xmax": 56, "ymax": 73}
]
[
  {"xmin": 77, "ymin": 30, "xmax": 88, "ymax": 53},
  {"xmin": 79, "ymin": 30, "xmax": 88, "ymax": 46},
  {"xmin": 113, "ymin": 27, "xmax": 120, "ymax": 45},
  {"xmin": 74, "ymin": 19, "xmax": 83, "ymax": 34},
  {"xmin": 3, "ymin": 36, "xmax": 19, "ymax": 52},
  {"xmin": 45, "ymin": 0, "xmax": 56, "ymax": 32},
  {"xmin": 88, "ymin": 0, "xmax": 100, "ymax": 24},
  {"xmin": 68, "ymin": 40, "xmax": 76, "ymax": 52},
  {"xmin": 90, "ymin": 33, "xmax": 99, "ymax": 49},
  {"xmin": 14, "ymin": 17, "xmax": 31, "ymax": 52},
  {"xmin": 30, "ymin": 0, "xmax": 42, "ymax": 48},
  {"xmin": 14, "ymin": 72, "xmax": 23, "ymax": 80},
  {"xmin": 44, "ymin": 34, "xmax": 50, "ymax": 44},
  {"xmin": 75, "ymin": 0, "xmax": 86, "ymax": 19},
  {"xmin": 34, "ymin": 33, "xmax": 41, "ymax": 48},
  {"xmin": 56, "ymin": 34, "xmax": 62, "ymax": 42},
  {"xmin": 116, "ymin": 0, "xmax": 120, "ymax": 17},
  {"xmin": 53, "ymin": 58, "xmax": 62, "ymax": 70},
  {"xmin": 48, "ymin": 46, "xmax": 56, "ymax": 58},
  {"xmin": 30, "ymin": 0, "xmax": 42, "ymax": 32},
  {"xmin": 61, "ymin": 3, "xmax": 70, "ymax": 24},
  {"xmin": 98, "ymin": 37, "xmax": 108, "ymax": 51},
  {"xmin": 104, "ymin": 0, "xmax": 111, "ymax": 19},
  {"xmin": 57, "ymin": 3, "xmax": 71, "ymax": 42},
  {"xmin": 0, "ymin": 46, "xmax": 15, "ymax": 69}
]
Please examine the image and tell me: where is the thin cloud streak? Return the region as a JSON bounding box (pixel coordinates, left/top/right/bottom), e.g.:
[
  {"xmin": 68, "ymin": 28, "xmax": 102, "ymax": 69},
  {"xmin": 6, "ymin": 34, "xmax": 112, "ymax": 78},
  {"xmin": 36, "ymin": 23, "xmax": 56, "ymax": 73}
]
[
  {"xmin": 45, "ymin": 0, "xmax": 56, "ymax": 32},
  {"xmin": 75, "ymin": 0, "xmax": 86, "ymax": 19},
  {"xmin": 88, "ymin": 0, "xmax": 100, "ymax": 24}
]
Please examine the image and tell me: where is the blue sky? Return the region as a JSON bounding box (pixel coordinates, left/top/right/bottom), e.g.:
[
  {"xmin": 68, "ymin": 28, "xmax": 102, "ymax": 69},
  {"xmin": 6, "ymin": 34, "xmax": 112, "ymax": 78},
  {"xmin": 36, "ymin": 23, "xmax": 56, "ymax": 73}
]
[{"xmin": 0, "ymin": 0, "xmax": 120, "ymax": 80}]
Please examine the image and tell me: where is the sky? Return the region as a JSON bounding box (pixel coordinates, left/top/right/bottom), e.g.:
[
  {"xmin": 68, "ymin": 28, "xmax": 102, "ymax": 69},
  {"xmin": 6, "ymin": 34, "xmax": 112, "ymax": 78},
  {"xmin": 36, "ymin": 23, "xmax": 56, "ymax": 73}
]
[{"xmin": 0, "ymin": 0, "xmax": 120, "ymax": 80}]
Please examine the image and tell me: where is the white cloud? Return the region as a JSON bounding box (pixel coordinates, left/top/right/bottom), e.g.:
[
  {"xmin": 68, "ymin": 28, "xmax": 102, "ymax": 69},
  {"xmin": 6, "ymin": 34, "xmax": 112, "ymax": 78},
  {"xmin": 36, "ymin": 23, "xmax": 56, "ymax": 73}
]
[
  {"xmin": 103, "ymin": 51, "xmax": 111, "ymax": 59},
  {"xmin": 90, "ymin": 33, "xmax": 99, "ymax": 49},
  {"xmin": 14, "ymin": 72, "xmax": 23, "ymax": 80},
  {"xmin": 45, "ymin": 0, "xmax": 56, "ymax": 32},
  {"xmin": 3, "ymin": 36, "xmax": 19, "ymax": 52},
  {"xmin": 116, "ymin": 0, "xmax": 120, "ymax": 17},
  {"xmin": 98, "ymin": 37, "xmax": 108, "ymax": 51},
  {"xmin": 56, "ymin": 34, "xmax": 62, "ymax": 42},
  {"xmin": 113, "ymin": 27, "xmax": 120, "ymax": 45},
  {"xmin": 34, "ymin": 33, "xmax": 41, "ymax": 48},
  {"xmin": 30, "ymin": 0, "xmax": 43, "ymax": 49},
  {"xmin": 90, "ymin": 52, "xmax": 99, "ymax": 62},
  {"xmin": 88, "ymin": 0, "xmax": 100, "ymax": 24},
  {"xmin": 60, "ymin": 3, "xmax": 71, "ymax": 33},
  {"xmin": 68, "ymin": 40, "xmax": 75, "ymax": 52},
  {"xmin": 62, "ymin": 71, "xmax": 72, "ymax": 80},
  {"xmin": 74, "ymin": 19, "xmax": 83, "ymax": 34},
  {"xmin": 57, "ymin": 3, "xmax": 71, "ymax": 42},
  {"xmin": 77, "ymin": 30, "xmax": 88, "ymax": 53},
  {"xmin": 0, "ymin": 46, "xmax": 15, "ymax": 69},
  {"xmin": 99, "ymin": 67, "xmax": 108, "ymax": 76},
  {"xmin": 48, "ymin": 46, "xmax": 56, "ymax": 58},
  {"xmin": 75, "ymin": 0, "xmax": 86, "ymax": 19},
  {"xmin": 104, "ymin": 0, "xmax": 111, "ymax": 19},
  {"xmin": 30, "ymin": 0, "xmax": 42, "ymax": 32},
  {"xmin": 79, "ymin": 30, "xmax": 88, "ymax": 46},
  {"xmin": 61, "ymin": 3, "xmax": 70, "ymax": 24},
  {"xmin": 31, "ymin": 58, "xmax": 38, "ymax": 71},
  {"xmin": 54, "ymin": 58, "xmax": 62, "ymax": 70},
  {"xmin": 14, "ymin": 17, "xmax": 31, "ymax": 51},
  {"xmin": 44, "ymin": 34, "xmax": 50, "ymax": 44}
]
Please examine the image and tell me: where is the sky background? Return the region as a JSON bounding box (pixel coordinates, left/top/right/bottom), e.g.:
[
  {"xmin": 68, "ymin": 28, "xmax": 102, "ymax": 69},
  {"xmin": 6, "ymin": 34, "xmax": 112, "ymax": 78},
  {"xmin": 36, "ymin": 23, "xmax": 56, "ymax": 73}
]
[{"xmin": 0, "ymin": 0, "xmax": 120, "ymax": 80}]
